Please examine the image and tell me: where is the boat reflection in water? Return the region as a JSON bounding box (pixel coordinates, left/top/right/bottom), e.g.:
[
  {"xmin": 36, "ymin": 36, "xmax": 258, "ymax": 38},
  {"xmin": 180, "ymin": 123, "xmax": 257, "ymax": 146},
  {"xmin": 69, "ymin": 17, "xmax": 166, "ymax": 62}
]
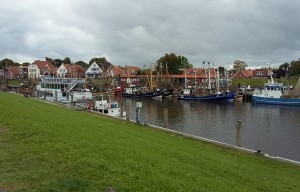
[{"xmin": 115, "ymin": 95, "xmax": 300, "ymax": 162}]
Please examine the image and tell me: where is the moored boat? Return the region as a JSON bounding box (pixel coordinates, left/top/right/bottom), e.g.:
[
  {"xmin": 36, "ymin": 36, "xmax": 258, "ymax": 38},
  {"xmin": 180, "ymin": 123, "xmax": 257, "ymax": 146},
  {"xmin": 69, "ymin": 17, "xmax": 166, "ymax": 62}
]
[
  {"xmin": 93, "ymin": 97, "xmax": 126, "ymax": 117},
  {"xmin": 36, "ymin": 76, "xmax": 93, "ymax": 102},
  {"xmin": 178, "ymin": 88, "xmax": 235, "ymax": 102},
  {"xmin": 252, "ymin": 75, "xmax": 300, "ymax": 106},
  {"xmin": 122, "ymin": 86, "xmax": 163, "ymax": 98}
]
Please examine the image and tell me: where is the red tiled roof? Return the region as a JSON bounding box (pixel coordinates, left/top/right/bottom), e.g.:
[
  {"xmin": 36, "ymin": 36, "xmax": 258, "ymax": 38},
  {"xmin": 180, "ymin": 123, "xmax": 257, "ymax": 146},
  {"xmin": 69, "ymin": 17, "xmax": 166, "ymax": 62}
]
[
  {"xmin": 232, "ymin": 70, "xmax": 254, "ymax": 78},
  {"xmin": 123, "ymin": 66, "xmax": 140, "ymax": 74},
  {"xmin": 113, "ymin": 66, "xmax": 123, "ymax": 75},
  {"xmin": 32, "ymin": 60, "xmax": 56, "ymax": 71},
  {"xmin": 74, "ymin": 65, "xmax": 85, "ymax": 73},
  {"xmin": 63, "ymin": 63, "xmax": 85, "ymax": 74},
  {"xmin": 8, "ymin": 66, "xmax": 20, "ymax": 76}
]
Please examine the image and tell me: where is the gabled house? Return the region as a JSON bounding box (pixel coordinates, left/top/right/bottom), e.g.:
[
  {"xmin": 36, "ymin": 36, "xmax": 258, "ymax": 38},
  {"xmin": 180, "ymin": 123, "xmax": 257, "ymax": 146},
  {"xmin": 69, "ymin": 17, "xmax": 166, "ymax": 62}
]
[
  {"xmin": 232, "ymin": 69, "xmax": 270, "ymax": 79},
  {"xmin": 252, "ymin": 69, "xmax": 270, "ymax": 79},
  {"xmin": 123, "ymin": 66, "xmax": 140, "ymax": 75},
  {"xmin": 232, "ymin": 70, "xmax": 254, "ymax": 78},
  {"xmin": 119, "ymin": 66, "xmax": 141, "ymax": 87},
  {"xmin": 85, "ymin": 62, "xmax": 103, "ymax": 78},
  {"xmin": 28, "ymin": 60, "xmax": 56, "ymax": 79},
  {"xmin": 57, "ymin": 63, "xmax": 86, "ymax": 78}
]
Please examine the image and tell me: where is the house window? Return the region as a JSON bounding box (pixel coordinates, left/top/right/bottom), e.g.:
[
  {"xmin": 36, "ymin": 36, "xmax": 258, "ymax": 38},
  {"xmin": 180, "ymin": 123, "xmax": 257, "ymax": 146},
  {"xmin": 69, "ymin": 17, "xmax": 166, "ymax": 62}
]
[{"xmin": 256, "ymin": 71, "xmax": 263, "ymax": 76}]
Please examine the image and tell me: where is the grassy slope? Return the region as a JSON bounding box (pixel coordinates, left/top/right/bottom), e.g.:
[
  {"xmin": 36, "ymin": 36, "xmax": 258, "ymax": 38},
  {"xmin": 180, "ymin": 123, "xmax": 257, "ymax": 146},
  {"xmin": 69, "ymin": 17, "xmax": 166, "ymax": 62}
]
[
  {"xmin": 231, "ymin": 78, "xmax": 298, "ymax": 88},
  {"xmin": 0, "ymin": 92, "xmax": 299, "ymax": 192}
]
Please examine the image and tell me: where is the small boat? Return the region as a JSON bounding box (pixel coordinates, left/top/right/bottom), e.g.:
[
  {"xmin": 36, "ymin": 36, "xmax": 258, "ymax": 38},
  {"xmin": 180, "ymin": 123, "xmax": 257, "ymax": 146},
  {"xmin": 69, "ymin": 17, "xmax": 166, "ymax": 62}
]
[
  {"xmin": 234, "ymin": 88, "xmax": 245, "ymax": 101},
  {"xmin": 93, "ymin": 97, "xmax": 126, "ymax": 117},
  {"xmin": 252, "ymin": 75, "xmax": 300, "ymax": 106},
  {"xmin": 239, "ymin": 85, "xmax": 254, "ymax": 100}
]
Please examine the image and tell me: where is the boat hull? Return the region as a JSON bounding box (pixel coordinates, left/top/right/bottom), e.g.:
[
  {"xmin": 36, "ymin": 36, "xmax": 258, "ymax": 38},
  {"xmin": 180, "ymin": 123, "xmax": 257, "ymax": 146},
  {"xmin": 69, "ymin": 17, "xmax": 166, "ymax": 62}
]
[
  {"xmin": 178, "ymin": 92, "xmax": 235, "ymax": 102},
  {"xmin": 122, "ymin": 92, "xmax": 163, "ymax": 98},
  {"xmin": 252, "ymin": 96, "xmax": 300, "ymax": 106}
]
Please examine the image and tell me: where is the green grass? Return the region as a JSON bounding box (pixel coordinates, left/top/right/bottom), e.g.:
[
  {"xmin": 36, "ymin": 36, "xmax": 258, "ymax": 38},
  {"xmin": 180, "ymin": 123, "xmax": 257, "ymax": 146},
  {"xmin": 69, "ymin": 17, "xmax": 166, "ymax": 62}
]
[
  {"xmin": 231, "ymin": 78, "xmax": 298, "ymax": 88},
  {"xmin": 0, "ymin": 92, "xmax": 299, "ymax": 192}
]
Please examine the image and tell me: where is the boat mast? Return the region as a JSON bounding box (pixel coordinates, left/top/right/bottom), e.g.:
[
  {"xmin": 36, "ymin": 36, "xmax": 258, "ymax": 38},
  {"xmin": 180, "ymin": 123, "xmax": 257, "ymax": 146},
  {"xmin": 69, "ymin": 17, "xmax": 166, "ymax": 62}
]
[
  {"xmin": 267, "ymin": 63, "xmax": 275, "ymax": 85},
  {"xmin": 216, "ymin": 62, "xmax": 220, "ymax": 93},
  {"xmin": 194, "ymin": 68, "xmax": 197, "ymax": 88},
  {"xmin": 149, "ymin": 59, "xmax": 153, "ymax": 90},
  {"xmin": 184, "ymin": 70, "xmax": 187, "ymax": 88},
  {"xmin": 208, "ymin": 62, "xmax": 211, "ymax": 94}
]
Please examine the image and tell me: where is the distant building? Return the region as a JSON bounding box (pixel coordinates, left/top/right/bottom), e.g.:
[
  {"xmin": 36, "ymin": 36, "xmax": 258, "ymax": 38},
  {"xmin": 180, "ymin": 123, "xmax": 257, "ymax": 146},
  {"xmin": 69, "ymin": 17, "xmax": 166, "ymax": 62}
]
[
  {"xmin": 57, "ymin": 63, "xmax": 86, "ymax": 78},
  {"xmin": 6, "ymin": 66, "xmax": 19, "ymax": 79},
  {"xmin": 19, "ymin": 65, "xmax": 28, "ymax": 79},
  {"xmin": 28, "ymin": 60, "xmax": 56, "ymax": 79},
  {"xmin": 119, "ymin": 66, "xmax": 141, "ymax": 87},
  {"xmin": 232, "ymin": 69, "xmax": 270, "ymax": 79},
  {"xmin": 85, "ymin": 62, "xmax": 103, "ymax": 78}
]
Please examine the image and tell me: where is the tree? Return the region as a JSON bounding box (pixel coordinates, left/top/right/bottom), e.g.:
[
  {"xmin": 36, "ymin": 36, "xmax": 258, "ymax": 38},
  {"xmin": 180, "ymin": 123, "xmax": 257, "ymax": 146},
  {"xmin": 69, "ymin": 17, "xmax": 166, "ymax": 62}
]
[
  {"xmin": 289, "ymin": 60, "xmax": 300, "ymax": 77},
  {"xmin": 53, "ymin": 59, "xmax": 63, "ymax": 67},
  {"xmin": 75, "ymin": 61, "xmax": 88, "ymax": 69},
  {"xmin": 45, "ymin": 57, "xmax": 56, "ymax": 66},
  {"xmin": 156, "ymin": 53, "xmax": 192, "ymax": 75},
  {"xmin": 63, "ymin": 57, "xmax": 71, "ymax": 64},
  {"xmin": 233, "ymin": 60, "xmax": 248, "ymax": 71},
  {"xmin": 273, "ymin": 62, "xmax": 289, "ymax": 78},
  {"xmin": 22, "ymin": 62, "xmax": 30, "ymax": 66},
  {"xmin": 0, "ymin": 58, "xmax": 17, "ymax": 68}
]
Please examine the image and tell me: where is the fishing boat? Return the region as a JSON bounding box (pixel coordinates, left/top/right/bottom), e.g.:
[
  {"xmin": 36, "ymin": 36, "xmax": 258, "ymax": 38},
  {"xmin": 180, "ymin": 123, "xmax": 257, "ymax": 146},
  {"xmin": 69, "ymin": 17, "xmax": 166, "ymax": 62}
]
[
  {"xmin": 178, "ymin": 63, "xmax": 235, "ymax": 102},
  {"xmin": 121, "ymin": 60, "xmax": 163, "ymax": 99},
  {"xmin": 252, "ymin": 74, "xmax": 300, "ymax": 106},
  {"xmin": 122, "ymin": 86, "xmax": 163, "ymax": 98},
  {"xmin": 178, "ymin": 88, "xmax": 235, "ymax": 102},
  {"xmin": 36, "ymin": 76, "xmax": 93, "ymax": 103}
]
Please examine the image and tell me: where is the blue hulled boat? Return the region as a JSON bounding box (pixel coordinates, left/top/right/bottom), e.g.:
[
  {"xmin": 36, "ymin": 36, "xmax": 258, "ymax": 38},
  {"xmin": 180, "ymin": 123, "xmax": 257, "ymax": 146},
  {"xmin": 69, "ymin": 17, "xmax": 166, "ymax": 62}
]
[
  {"xmin": 252, "ymin": 75, "xmax": 300, "ymax": 106},
  {"xmin": 178, "ymin": 88, "xmax": 235, "ymax": 102}
]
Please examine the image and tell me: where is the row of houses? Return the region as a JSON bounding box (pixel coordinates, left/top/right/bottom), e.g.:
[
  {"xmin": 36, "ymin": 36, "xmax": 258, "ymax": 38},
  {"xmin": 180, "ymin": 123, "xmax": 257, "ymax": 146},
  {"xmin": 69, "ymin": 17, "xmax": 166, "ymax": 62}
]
[
  {"xmin": 0, "ymin": 59, "xmax": 271, "ymax": 88},
  {"xmin": 0, "ymin": 60, "xmax": 140, "ymax": 80}
]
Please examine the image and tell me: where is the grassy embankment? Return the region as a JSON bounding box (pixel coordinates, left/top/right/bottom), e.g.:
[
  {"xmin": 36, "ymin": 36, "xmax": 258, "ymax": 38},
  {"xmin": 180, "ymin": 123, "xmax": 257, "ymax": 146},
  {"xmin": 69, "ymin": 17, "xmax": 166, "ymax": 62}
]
[
  {"xmin": 231, "ymin": 78, "xmax": 298, "ymax": 88},
  {"xmin": 0, "ymin": 92, "xmax": 299, "ymax": 192}
]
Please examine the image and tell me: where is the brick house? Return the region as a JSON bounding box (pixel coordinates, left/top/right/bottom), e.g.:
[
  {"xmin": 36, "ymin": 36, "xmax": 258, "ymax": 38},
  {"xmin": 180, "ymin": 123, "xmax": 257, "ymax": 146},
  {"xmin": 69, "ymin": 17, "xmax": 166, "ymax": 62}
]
[{"xmin": 28, "ymin": 60, "xmax": 56, "ymax": 79}]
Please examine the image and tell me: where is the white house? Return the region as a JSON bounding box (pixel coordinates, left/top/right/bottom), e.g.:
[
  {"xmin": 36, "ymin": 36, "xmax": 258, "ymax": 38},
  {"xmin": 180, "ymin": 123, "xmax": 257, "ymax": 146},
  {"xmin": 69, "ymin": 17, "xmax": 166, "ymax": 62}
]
[
  {"xmin": 57, "ymin": 64, "xmax": 68, "ymax": 78},
  {"xmin": 85, "ymin": 62, "xmax": 103, "ymax": 78},
  {"xmin": 57, "ymin": 63, "xmax": 86, "ymax": 78}
]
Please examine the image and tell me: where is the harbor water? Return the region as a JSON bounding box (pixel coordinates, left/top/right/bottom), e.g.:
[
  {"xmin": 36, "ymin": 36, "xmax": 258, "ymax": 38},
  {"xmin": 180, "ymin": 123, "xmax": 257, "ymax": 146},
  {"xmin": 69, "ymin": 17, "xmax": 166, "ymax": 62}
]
[{"xmin": 115, "ymin": 96, "xmax": 300, "ymax": 162}]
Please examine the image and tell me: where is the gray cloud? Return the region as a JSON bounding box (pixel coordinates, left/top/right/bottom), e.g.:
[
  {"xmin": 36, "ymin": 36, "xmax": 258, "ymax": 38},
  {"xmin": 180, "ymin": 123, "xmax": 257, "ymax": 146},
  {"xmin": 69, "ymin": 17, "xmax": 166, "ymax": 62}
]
[{"xmin": 1, "ymin": 0, "xmax": 300, "ymax": 67}]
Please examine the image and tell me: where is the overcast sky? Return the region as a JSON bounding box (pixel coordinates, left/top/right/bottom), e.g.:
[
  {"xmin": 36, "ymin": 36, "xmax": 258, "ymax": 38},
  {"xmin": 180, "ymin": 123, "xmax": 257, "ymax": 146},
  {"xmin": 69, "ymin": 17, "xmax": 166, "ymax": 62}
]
[{"xmin": 1, "ymin": 0, "xmax": 300, "ymax": 68}]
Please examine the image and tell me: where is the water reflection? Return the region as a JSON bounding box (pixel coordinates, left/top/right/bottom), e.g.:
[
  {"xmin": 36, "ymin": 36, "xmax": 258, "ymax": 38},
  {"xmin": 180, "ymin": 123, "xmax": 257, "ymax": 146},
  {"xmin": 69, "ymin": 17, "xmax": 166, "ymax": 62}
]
[{"xmin": 115, "ymin": 96, "xmax": 300, "ymax": 161}]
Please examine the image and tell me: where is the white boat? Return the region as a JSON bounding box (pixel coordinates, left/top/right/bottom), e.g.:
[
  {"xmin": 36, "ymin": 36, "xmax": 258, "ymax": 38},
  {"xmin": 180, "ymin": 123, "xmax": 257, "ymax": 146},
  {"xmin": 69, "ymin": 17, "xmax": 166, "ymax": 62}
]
[
  {"xmin": 93, "ymin": 96, "xmax": 126, "ymax": 117},
  {"xmin": 36, "ymin": 76, "xmax": 93, "ymax": 103},
  {"xmin": 252, "ymin": 74, "xmax": 300, "ymax": 106}
]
